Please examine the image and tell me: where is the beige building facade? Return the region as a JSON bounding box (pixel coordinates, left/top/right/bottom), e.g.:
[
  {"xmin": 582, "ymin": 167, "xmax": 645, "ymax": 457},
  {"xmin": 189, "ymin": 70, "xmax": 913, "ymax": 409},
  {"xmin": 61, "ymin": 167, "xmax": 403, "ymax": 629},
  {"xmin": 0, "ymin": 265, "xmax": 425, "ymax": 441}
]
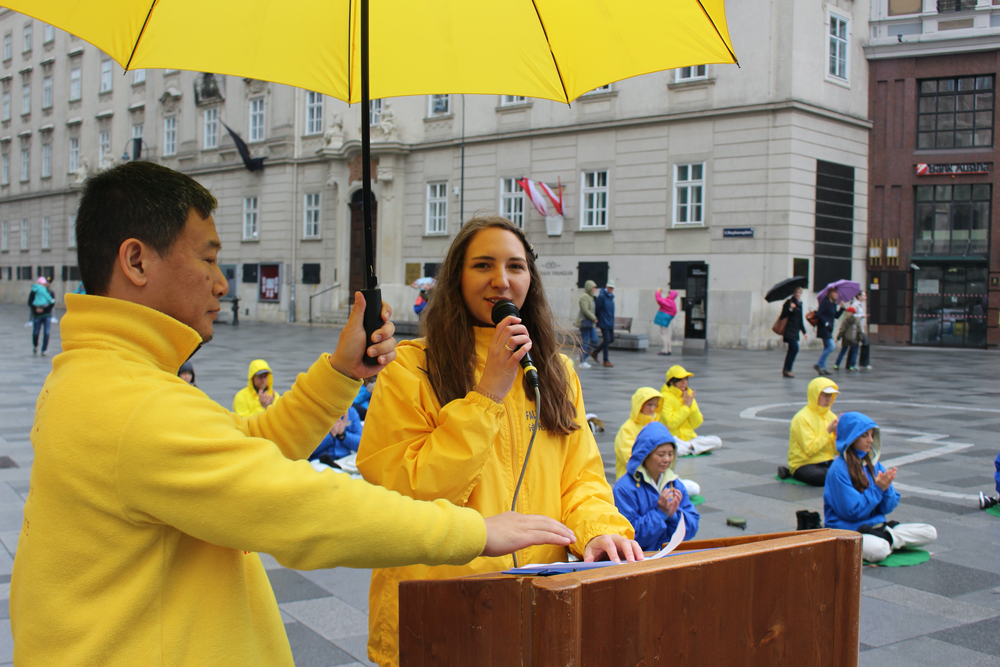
[{"xmin": 0, "ymin": 1, "xmax": 870, "ymax": 349}]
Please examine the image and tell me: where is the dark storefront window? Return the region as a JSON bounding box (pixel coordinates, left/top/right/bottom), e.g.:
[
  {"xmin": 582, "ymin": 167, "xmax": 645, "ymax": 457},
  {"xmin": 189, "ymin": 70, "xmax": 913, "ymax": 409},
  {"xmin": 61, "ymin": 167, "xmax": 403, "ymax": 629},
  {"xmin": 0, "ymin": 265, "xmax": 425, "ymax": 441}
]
[
  {"xmin": 911, "ymin": 265, "xmax": 987, "ymax": 348},
  {"xmin": 914, "ymin": 183, "xmax": 990, "ymax": 256},
  {"xmin": 813, "ymin": 160, "xmax": 854, "ymax": 291},
  {"xmin": 917, "ymin": 75, "xmax": 994, "ymax": 149}
]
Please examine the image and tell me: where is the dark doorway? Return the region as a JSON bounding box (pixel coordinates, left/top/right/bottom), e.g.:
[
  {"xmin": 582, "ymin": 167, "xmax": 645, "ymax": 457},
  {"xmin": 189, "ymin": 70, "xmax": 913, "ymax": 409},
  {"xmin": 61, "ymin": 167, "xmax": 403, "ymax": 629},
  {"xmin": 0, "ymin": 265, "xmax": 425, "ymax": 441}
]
[
  {"xmin": 911, "ymin": 264, "xmax": 987, "ymax": 348},
  {"xmin": 348, "ymin": 189, "xmax": 377, "ymax": 304}
]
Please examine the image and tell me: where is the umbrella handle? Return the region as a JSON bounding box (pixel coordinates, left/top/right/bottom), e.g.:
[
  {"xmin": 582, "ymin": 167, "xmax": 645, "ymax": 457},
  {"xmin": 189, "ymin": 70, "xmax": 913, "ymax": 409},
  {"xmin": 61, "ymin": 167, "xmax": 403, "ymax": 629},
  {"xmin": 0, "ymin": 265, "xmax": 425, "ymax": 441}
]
[{"xmin": 361, "ymin": 287, "xmax": 383, "ymax": 367}]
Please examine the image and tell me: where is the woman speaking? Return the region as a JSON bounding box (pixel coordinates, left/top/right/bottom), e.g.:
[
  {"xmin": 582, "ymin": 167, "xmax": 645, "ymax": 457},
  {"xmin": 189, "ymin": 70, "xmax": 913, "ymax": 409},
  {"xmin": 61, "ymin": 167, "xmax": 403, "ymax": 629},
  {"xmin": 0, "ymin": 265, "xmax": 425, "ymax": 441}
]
[{"xmin": 357, "ymin": 215, "xmax": 638, "ymax": 667}]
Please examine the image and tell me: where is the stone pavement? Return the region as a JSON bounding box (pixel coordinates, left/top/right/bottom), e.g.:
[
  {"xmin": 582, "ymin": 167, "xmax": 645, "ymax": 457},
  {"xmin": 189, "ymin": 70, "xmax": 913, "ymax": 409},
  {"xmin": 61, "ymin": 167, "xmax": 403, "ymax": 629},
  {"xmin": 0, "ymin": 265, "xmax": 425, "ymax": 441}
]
[{"xmin": 0, "ymin": 303, "xmax": 999, "ymax": 666}]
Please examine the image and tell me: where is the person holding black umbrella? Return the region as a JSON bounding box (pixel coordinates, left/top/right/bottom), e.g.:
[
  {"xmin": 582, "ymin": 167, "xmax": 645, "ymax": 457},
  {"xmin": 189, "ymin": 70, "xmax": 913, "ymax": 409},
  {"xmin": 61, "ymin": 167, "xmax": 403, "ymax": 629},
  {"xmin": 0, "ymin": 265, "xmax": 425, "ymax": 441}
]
[{"xmin": 779, "ymin": 286, "xmax": 807, "ymax": 378}]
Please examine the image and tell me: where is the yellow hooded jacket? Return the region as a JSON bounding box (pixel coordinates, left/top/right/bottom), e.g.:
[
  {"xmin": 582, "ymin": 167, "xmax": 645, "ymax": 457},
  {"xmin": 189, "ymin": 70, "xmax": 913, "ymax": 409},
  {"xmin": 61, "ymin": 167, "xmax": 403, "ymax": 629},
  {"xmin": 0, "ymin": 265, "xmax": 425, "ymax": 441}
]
[
  {"xmin": 787, "ymin": 376, "xmax": 840, "ymax": 473},
  {"xmin": 658, "ymin": 366, "xmax": 703, "ymax": 442},
  {"xmin": 614, "ymin": 387, "xmax": 664, "ymax": 479},
  {"xmin": 11, "ymin": 295, "xmax": 487, "ymax": 667},
  {"xmin": 232, "ymin": 359, "xmax": 282, "ymax": 416},
  {"xmin": 356, "ymin": 329, "xmax": 634, "ymax": 667}
]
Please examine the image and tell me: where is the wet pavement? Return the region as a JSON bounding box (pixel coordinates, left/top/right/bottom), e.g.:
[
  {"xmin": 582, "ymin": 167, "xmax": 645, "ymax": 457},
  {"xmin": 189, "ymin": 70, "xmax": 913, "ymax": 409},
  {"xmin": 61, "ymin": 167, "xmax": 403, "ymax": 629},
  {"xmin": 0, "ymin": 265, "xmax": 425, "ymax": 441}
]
[{"xmin": 0, "ymin": 303, "xmax": 998, "ymax": 665}]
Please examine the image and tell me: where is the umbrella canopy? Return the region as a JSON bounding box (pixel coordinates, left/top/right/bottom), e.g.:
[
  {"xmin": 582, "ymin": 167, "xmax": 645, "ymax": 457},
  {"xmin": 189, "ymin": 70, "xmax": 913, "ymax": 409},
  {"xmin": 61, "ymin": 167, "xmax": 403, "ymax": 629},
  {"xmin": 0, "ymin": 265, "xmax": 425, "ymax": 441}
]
[
  {"xmin": 14, "ymin": 1, "xmax": 737, "ymax": 105},
  {"xmin": 817, "ymin": 280, "xmax": 861, "ymax": 304},
  {"xmin": 765, "ymin": 276, "xmax": 808, "ymax": 303},
  {"xmin": 410, "ymin": 277, "xmax": 435, "ymax": 291}
]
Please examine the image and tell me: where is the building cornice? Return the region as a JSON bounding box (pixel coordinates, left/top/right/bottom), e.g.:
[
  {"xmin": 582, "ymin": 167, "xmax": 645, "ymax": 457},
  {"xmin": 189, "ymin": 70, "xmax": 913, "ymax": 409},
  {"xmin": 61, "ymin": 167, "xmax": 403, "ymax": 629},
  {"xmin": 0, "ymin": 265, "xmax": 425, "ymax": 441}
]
[
  {"xmin": 0, "ymin": 187, "xmax": 78, "ymax": 204},
  {"xmin": 865, "ymin": 34, "xmax": 1000, "ymax": 60}
]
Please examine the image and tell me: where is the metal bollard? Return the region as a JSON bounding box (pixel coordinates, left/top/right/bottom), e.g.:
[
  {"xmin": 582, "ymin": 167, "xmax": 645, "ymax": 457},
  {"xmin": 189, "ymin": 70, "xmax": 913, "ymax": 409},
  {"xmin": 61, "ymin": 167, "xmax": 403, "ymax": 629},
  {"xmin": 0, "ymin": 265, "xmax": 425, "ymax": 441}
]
[{"xmin": 231, "ymin": 298, "xmax": 240, "ymax": 326}]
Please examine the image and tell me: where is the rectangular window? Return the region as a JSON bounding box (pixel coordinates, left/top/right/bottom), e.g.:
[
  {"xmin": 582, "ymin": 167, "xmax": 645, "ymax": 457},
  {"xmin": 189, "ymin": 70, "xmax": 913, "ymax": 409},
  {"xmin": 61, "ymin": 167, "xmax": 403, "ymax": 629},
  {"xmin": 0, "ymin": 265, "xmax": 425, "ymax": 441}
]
[
  {"xmin": 68, "ymin": 137, "xmax": 79, "ymax": 173},
  {"xmin": 133, "ymin": 69, "xmax": 146, "ymax": 84},
  {"xmin": 303, "ymin": 192, "xmax": 320, "ymax": 238},
  {"xmin": 99, "ymin": 131, "xmax": 111, "ymax": 164},
  {"xmin": 41, "ymin": 143, "xmax": 50, "ymax": 177},
  {"xmin": 41, "ymin": 216, "xmax": 50, "ymax": 249},
  {"xmin": 3, "ymin": 34, "xmax": 10, "ymax": 61},
  {"xmin": 21, "ymin": 82, "xmax": 30, "ymax": 115},
  {"xmin": 1, "ymin": 221, "xmax": 7, "ymax": 251},
  {"xmin": 918, "ymin": 75, "xmax": 994, "ymax": 149},
  {"xmin": 100, "ymin": 60, "xmax": 113, "ymax": 93},
  {"xmin": 243, "ymin": 197, "xmax": 259, "ymax": 240},
  {"xmin": 131, "ymin": 124, "xmax": 143, "ymax": 159},
  {"xmin": 69, "ymin": 67, "xmax": 81, "ymax": 101},
  {"xmin": 204, "ymin": 107, "xmax": 218, "ymax": 149},
  {"xmin": 1, "ymin": 92, "xmax": 9, "ymax": 121},
  {"xmin": 500, "ymin": 178, "xmax": 525, "ymax": 229},
  {"xmin": 426, "ymin": 182, "xmax": 448, "ymax": 234},
  {"xmin": 914, "ymin": 183, "xmax": 991, "ymax": 257},
  {"xmin": 937, "ymin": 0, "xmax": 976, "ymax": 11},
  {"xmin": 429, "ymin": 94, "xmax": 450, "ymax": 116},
  {"xmin": 163, "ymin": 116, "xmax": 176, "ymax": 155},
  {"xmin": 301, "ymin": 263, "xmax": 321, "ymax": 285},
  {"xmin": 501, "ymin": 95, "xmax": 526, "ymax": 106},
  {"xmin": 580, "ymin": 171, "xmax": 608, "ymax": 229},
  {"xmin": 828, "ymin": 15, "xmax": 849, "ymax": 82},
  {"xmin": 20, "ymin": 149, "xmax": 29, "ymax": 182},
  {"xmin": 369, "ymin": 99, "xmax": 382, "ymax": 127},
  {"xmin": 22, "ymin": 24, "xmax": 31, "ymax": 53},
  {"xmin": 676, "ymin": 66, "xmax": 707, "ymax": 82},
  {"xmin": 42, "ymin": 76, "xmax": 52, "ymax": 108},
  {"xmin": 2, "ymin": 153, "xmax": 9, "ymax": 185},
  {"xmin": 132, "ymin": 123, "xmax": 143, "ymax": 140},
  {"xmin": 20, "ymin": 219, "xmax": 28, "ymax": 250},
  {"xmin": 674, "ymin": 163, "xmax": 705, "ymax": 225},
  {"xmin": 67, "ymin": 214, "xmax": 76, "ymax": 249},
  {"xmin": 43, "ymin": 24, "xmax": 54, "ymax": 44},
  {"xmin": 248, "ymin": 98, "xmax": 265, "ymax": 142},
  {"xmin": 305, "ymin": 91, "xmax": 323, "ymax": 135}
]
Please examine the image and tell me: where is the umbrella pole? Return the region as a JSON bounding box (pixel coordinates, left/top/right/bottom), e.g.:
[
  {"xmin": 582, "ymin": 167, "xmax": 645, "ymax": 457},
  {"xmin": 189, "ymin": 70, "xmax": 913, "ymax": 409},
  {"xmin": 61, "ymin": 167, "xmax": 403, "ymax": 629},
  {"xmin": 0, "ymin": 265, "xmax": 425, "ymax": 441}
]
[{"xmin": 359, "ymin": 0, "xmax": 382, "ymax": 365}]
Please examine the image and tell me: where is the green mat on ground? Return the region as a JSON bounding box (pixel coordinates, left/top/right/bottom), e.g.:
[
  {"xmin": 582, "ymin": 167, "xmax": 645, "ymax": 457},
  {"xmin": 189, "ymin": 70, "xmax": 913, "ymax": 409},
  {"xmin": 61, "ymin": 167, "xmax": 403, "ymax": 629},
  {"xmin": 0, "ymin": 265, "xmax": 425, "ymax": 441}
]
[
  {"xmin": 680, "ymin": 451, "xmax": 713, "ymax": 458},
  {"xmin": 690, "ymin": 494, "xmax": 705, "ymax": 506},
  {"xmin": 775, "ymin": 475, "xmax": 810, "ymax": 486},
  {"xmin": 987, "ymin": 505, "xmax": 1000, "ymax": 518},
  {"xmin": 864, "ymin": 547, "xmax": 930, "ymax": 567}
]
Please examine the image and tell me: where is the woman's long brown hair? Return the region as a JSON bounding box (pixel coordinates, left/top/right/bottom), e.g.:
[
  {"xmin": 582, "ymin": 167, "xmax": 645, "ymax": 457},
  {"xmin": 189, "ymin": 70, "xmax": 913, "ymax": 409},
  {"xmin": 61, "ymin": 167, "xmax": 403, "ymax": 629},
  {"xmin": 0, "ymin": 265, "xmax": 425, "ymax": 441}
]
[
  {"xmin": 845, "ymin": 444, "xmax": 876, "ymax": 492},
  {"xmin": 420, "ymin": 216, "xmax": 580, "ymax": 436}
]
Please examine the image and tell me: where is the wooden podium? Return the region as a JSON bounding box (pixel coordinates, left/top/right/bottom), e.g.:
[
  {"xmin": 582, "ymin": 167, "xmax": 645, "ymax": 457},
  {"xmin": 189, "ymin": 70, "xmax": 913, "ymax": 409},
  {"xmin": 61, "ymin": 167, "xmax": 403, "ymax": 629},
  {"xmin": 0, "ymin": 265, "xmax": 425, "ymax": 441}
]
[{"xmin": 399, "ymin": 529, "xmax": 861, "ymax": 666}]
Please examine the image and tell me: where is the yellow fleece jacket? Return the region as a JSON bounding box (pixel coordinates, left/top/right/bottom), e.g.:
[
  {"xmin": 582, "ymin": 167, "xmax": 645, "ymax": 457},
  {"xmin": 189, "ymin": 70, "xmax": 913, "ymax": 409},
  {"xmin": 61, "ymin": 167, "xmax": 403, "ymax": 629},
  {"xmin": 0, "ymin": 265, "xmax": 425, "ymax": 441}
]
[
  {"xmin": 658, "ymin": 383, "xmax": 704, "ymax": 442},
  {"xmin": 614, "ymin": 387, "xmax": 663, "ymax": 479},
  {"xmin": 787, "ymin": 376, "xmax": 840, "ymax": 473},
  {"xmin": 356, "ymin": 329, "xmax": 633, "ymax": 667},
  {"xmin": 11, "ymin": 294, "xmax": 487, "ymax": 667},
  {"xmin": 233, "ymin": 358, "xmax": 281, "ymax": 416}
]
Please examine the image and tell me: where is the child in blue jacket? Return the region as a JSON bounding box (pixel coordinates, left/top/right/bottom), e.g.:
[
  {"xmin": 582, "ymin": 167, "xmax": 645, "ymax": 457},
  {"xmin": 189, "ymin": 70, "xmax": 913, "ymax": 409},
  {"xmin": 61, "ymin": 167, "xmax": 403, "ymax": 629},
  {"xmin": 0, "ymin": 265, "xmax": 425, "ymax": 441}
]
[
  {"xmin": 823, "ymin": 412, "xmax": 936, "ymax": 563},
  {"xmin": 613, "ymin": 422, "xmax": 699, "ymax": 551},
  {"xmin": 309, "ymin": 407, "xmax": 363, "ymax": 465}
]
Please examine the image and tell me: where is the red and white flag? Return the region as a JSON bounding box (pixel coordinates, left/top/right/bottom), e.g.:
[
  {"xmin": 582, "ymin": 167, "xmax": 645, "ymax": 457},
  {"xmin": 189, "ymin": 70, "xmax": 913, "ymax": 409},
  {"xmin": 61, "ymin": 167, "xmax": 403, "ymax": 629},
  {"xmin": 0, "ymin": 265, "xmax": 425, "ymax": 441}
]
[
  {"xmin": 538, "ymin": 179, "xmax": 564, "ymax": 216},
  {"xmin": 516, "ymin": 178, "xmax": 548, "ymax": 217}
]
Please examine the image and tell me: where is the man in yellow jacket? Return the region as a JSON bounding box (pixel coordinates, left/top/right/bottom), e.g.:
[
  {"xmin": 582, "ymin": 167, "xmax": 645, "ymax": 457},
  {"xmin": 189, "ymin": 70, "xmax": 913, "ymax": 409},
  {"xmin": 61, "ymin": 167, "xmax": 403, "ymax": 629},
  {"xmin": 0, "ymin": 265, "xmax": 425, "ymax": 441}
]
[
  {"xmin": 233, "ymin": 358, "xmax": 281, "ymax": 416},
  {"xmin": 615, "ymin": 387, "xmax": 701, "ymax": 496},
  {"xmin": 781, "ymin": 376, "xmax": 840, "ymax": 486},
  {"xmin": 659, "ymin": 365, "xmax": 722, "ymax": 456},
  {"xmin": 10, "ymin": 161, "xmax": 575, "ymax": 666}
]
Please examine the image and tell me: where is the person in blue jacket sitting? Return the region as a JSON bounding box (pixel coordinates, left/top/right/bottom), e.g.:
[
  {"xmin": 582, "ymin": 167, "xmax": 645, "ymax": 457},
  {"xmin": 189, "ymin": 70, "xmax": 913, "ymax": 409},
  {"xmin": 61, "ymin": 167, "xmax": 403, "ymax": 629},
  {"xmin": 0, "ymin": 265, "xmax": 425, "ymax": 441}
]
[
  {"xmin": 613, "ymin": 422, "xmax": 699, "ymax": 551},
  {"xmin": 352, "ymin": 376, "xmax": 376, "ymax": 421},
  {"xmin": 823, "ymin": 412, "xmax": 936, "ymax": 563},
  {"xmin": 309, "ymin": 407, "xmax": 362, "ymax": 467},
  {"xmin": 979, "ymin": 451, "xmax": 1000, "ymax": 510}
]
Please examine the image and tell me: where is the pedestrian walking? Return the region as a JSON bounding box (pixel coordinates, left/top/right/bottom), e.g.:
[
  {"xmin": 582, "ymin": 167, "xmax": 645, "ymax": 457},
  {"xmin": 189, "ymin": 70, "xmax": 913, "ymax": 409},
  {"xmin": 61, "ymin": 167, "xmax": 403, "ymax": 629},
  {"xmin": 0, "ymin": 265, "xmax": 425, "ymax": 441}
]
[
  {"xmin": 833, "ymin": 307, "xmax": 862, "ymax": 371},
  {"xmin": 29, "ymin": 277, "xmax": 56, "ymax": 356},
  {"xmin": 595, "ymin": 280, "xmax": 616, "ymax": 367},
  {"xmin": 824, "ymin": 412, "xmax": 937, "ymax": 563},
  {"xmin": 780, "ymin": 377, "xmax": 839, "ymax": 486},
  {"xmin": 778, "ymin": 286, "xmax": 807, "ymax": 377},
  {"xmin": 576, "ymin": 280, "xmax": 598, "ymax": 368},
  {"xmin": 853, "ymin": 291, "xmax": 872, "ymax": 369},
  {"xmin": 658, "ymin": 365, "xmax": 722, "ymax": 456},
  {"xmin": 814, "ymin": 288, "xmax": 843, "ymax": 375},
  {"xmin": 654, "ymin": 287, "xmax": 678, "ymax": 356}
]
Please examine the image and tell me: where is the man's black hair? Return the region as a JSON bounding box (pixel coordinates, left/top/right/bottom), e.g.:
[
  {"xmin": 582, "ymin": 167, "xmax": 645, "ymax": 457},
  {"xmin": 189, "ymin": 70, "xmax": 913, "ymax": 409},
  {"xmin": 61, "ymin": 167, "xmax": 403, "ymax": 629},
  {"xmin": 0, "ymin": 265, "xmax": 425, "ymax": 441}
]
[{"xmin": 76, "ymin": 161, "xmax": 217, "ymax": 295}]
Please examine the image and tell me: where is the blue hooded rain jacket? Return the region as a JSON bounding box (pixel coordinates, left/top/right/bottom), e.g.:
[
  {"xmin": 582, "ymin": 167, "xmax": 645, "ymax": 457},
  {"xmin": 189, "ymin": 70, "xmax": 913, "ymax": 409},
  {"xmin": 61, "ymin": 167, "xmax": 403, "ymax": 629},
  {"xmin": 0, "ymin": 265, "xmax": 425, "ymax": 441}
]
[
  {"xmin": 613, "ymin": 422, "xmax": 699, "ymax": 550},
  {"xmin": 309, "ymin": 406, "xmax": 363, "ymax": 461},
  {"xmin": 823, "ymin": 412, "xmax": 900, "ymax": 531}
]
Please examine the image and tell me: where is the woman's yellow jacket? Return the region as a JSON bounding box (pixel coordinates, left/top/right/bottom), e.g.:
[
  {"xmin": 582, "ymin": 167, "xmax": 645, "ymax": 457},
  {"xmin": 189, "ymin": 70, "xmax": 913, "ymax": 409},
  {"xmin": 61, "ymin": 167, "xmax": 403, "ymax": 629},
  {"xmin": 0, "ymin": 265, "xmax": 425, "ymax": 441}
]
[
  {"xmin": 787, "ymin": 376, "xmax": 840, "ymax": 473},
  {"xmin": 357, "ymin": 328, "xmax": 633, "ymax": 667},
  {"xmin": 614, "ymin": 387, "xmax": 663, "ymax": 479}
]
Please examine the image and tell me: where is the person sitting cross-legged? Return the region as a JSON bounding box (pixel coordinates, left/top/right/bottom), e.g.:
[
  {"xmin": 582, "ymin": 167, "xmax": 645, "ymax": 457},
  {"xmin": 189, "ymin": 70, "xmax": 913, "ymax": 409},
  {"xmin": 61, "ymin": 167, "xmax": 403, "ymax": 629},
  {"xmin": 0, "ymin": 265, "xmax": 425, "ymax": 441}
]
[{"xmin": 658, "ymin": 365, "xmax": 721, "ymax": 456}]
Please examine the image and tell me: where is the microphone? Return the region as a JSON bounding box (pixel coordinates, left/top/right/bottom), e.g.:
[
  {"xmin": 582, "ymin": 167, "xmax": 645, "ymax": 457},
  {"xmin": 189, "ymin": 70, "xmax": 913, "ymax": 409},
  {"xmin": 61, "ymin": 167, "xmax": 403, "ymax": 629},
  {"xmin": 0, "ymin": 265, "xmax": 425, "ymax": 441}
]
[{"xmin": 490, "ymin": 299, "xmax": 539, "ymax": 389}]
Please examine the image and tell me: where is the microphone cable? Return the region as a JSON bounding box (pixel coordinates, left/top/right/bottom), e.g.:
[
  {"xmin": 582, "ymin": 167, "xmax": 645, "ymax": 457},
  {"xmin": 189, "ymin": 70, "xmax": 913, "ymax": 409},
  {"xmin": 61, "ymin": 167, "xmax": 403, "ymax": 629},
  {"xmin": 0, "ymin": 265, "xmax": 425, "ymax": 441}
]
[{"xmin": 510, "ymin": 384, "xmax": 541, "ymax": 569}]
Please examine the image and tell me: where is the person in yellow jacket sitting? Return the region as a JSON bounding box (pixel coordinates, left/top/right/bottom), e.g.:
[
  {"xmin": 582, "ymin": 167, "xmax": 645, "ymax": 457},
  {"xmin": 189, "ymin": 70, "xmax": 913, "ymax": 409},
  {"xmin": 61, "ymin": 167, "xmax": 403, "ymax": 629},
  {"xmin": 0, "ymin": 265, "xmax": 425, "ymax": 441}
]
[
  {"xmin": 232, "ymin": 359, "xmax": 281, "ymax": 416},
  {"xmin": 357, "ymin": 215, "xmax": 640, "ymax": 667},
  {"xmin": 658, "ymin": 365, "xmax": 722, "ymax": 456},
  {"xmin": 614, "ymin": 387, "xmax": 700, "ymax": 497},
  {"xmin": 779, "ymin": 376, "xmax": 841, "ymax": 486},
  {"xmin": 11, "ymin": 162, "xmax": 575, "ymax": 667}
]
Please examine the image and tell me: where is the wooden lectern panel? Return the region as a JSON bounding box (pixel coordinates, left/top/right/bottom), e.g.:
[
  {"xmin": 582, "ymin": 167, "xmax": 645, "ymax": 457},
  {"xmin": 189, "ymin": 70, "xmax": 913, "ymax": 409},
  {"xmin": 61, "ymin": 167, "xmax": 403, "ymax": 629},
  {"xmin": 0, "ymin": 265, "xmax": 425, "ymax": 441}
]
[{"xmin": 399, "ymin": 529, "xmax": 861, "ymax": 667}]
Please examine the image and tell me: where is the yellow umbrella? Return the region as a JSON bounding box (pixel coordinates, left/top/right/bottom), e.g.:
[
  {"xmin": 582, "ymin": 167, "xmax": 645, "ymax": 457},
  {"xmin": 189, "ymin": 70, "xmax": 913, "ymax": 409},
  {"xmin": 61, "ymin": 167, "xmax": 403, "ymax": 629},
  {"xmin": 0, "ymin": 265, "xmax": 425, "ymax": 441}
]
[{"xmin": 9, "ymin": 0, "xmax": 737, "ymax": 355}]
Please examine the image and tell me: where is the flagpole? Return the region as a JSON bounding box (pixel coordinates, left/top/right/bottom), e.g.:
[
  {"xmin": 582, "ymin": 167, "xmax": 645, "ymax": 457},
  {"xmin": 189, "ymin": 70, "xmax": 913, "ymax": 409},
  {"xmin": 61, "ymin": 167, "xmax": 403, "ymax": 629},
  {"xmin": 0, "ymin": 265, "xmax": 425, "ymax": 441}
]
[{"xmin": 359, "ymin": 0, "xmax": 382, "ymax": 365}]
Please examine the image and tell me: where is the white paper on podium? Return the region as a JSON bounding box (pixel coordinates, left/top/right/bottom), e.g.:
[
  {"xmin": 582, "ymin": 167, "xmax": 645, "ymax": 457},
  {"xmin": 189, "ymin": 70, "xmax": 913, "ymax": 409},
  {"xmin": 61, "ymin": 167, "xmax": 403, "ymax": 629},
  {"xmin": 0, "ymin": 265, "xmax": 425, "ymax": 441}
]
[{"xmin": 649, "ymin": 515, "xmax": 686, "ymax": 559}]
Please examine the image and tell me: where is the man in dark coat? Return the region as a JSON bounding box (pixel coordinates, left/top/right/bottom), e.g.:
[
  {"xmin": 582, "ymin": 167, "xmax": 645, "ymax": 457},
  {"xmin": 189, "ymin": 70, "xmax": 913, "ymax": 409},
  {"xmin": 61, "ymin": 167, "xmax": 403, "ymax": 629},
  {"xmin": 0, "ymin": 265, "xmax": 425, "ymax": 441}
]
[{"xmin": 595, "ymin": 280, "xmax": 616, "ymax": 368}]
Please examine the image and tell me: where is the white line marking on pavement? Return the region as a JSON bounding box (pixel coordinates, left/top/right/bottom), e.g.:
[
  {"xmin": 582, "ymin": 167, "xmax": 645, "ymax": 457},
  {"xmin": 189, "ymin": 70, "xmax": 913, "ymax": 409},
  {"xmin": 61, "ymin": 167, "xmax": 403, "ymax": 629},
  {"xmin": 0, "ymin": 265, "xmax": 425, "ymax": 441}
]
[{"xmin": 893, "ymin": 483, "xmax": 979, "ymax": 502}]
